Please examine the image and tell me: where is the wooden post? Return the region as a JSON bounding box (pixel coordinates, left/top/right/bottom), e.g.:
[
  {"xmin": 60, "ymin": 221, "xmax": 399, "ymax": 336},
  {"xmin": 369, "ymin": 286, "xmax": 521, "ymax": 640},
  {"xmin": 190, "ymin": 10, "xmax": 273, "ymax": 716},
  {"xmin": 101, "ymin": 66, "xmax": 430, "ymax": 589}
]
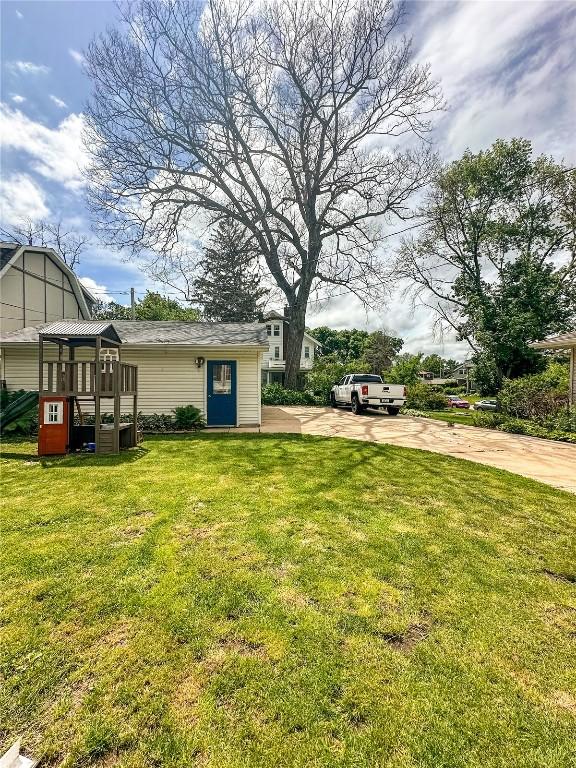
[
  {"xmin": 38, "ymin": 335, "xmax": 44, "ymax": 394},
  {"xmin": 94, "ymin": 336, "xmax": 101, "ymax": 454},
  {"xmin": 113, "ymin": 361, "xmax": 121, "ymax": 454},
  {"xmin": 570, "ymin": 346, "xmax": 575, "ymax": 406},
  {"xmin": 132, "ymin": 365, "xmax": 138, "ymax": 446}
]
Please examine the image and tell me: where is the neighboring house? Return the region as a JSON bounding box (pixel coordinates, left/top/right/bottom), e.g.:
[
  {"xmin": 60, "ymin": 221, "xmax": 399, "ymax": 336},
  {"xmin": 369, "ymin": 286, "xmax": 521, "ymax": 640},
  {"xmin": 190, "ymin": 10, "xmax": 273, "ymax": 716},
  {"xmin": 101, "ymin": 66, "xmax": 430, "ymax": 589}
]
[
  {"xmin": 0, "ymin": 320, "xmax": 268, "ymax": 426},
  {"xmin": 448, "ymin": 360, "xmax": 474, "ymax": 384},
  {"xmin": 262, "ymin": 310, "xmax": 321, "ymax": 385},
  {"xmin": 530, "ymin": 331, "xmax": 576, "ymax": 405},
  {"xmin": 0, "ymin": 242, "xmax": 95, "ymax": 332}
]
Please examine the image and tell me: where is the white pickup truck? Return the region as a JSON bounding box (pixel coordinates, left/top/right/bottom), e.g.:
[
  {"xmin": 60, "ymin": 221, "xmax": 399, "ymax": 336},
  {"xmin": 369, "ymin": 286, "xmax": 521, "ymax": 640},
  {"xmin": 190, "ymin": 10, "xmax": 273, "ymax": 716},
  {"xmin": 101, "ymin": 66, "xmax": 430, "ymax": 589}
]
[{"xmin": 330, "ymin": 374, "xmax": 406, "ymax": 415}]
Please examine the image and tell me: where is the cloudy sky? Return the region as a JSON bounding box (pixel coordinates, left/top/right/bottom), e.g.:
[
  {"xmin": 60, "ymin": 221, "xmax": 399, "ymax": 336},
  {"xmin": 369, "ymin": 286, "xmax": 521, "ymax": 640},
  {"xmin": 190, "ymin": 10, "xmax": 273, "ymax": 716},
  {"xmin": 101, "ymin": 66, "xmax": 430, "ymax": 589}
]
[{"xmin": 1, "ymin": 0, "xmax": 575, "ymax": 358}]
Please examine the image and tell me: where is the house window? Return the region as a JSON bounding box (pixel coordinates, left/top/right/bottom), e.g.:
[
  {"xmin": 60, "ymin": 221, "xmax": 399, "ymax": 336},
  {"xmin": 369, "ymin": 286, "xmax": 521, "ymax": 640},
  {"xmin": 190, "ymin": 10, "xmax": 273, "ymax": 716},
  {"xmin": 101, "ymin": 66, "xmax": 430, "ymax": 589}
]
[
  {"xmin": 212, "ymin": 363, "xmax": 232, "ymax": 395},
  {"xmin": 45, "ymin": 401, "xmax": 63, "ymax": 424},
  {"xmin": 274, "ymin": 346, "xmax": 280, "ymax": 359},
  {"xmin": 273, "ymin": 324, "xmax": 280, "ymax": 336},
  {"xmin": 304, "ymin": 346, "xmax": 310, "ymax": 359},
  {"xmin": 266, "ymin": 324, "xmax": 272, "ymax": 336}
]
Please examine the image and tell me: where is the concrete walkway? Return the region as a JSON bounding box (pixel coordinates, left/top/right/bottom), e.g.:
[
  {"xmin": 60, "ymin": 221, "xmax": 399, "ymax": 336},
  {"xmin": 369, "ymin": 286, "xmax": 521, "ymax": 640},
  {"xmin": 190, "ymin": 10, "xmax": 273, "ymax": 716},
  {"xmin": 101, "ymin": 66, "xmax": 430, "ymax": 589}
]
[{"xmin": 235, "ymin": 406, "xmax": 576, "ymax": 493}]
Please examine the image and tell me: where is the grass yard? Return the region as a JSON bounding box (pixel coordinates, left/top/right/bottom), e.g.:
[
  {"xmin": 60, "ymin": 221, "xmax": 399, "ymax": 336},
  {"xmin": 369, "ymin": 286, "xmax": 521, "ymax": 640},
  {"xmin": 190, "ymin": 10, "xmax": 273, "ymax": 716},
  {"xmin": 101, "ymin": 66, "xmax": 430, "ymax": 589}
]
[
  {"xmin": 1, "ymin": 434, "xmax": 576, "ymax": 768},
  {"xmin": 419, "ymin": 410, "xmax": 475, "ymax": 425}
]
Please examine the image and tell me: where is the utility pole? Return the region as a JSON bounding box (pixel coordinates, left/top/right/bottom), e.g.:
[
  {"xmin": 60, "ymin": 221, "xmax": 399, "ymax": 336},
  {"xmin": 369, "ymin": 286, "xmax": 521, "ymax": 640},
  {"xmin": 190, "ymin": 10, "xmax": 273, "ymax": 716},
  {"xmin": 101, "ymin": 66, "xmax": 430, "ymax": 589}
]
[{"xmin": 130, "ymin": 287, "xmax": 136, "ymax": 320}]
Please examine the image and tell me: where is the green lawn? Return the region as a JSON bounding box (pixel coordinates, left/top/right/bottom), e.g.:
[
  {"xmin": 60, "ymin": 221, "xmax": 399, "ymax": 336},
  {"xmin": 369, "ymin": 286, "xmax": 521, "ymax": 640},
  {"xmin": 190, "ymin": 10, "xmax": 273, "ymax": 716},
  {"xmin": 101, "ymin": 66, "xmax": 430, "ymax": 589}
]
[
  {"xmin": 1, "ymin": 434, "xmax": 575, "ymax": 768},
  {"xmin": 420, "ymin": 409, "xmax": 475, "ymax": 425}
]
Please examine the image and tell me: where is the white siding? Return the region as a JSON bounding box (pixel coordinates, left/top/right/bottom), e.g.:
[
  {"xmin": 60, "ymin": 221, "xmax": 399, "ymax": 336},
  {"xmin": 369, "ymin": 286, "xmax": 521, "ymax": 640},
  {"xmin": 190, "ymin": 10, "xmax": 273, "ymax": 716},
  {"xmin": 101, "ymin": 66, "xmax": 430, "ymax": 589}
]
[
  {"xmin": 1, "ymin": 344, "xmax": 263, "ymax": 426},
  {"xmin": 261, "ymin": 318, "xmax": 318, "ymax": 374}
]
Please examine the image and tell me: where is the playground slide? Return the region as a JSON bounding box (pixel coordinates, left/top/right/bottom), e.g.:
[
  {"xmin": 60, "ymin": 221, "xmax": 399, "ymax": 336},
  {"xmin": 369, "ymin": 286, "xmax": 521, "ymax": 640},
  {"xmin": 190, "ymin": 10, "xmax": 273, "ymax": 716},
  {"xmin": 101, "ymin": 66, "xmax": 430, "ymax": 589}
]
[{"xmin": 0, "ymin": 391, "xmax": 39, "ymax": 434}]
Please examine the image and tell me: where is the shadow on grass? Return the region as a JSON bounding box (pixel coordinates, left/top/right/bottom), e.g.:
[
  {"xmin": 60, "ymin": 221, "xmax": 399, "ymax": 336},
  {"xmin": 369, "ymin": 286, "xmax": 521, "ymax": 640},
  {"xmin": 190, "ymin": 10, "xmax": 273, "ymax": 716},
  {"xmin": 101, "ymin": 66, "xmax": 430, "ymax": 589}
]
[{"xmin": 0, "ymin": 446, "xmax": 149, "ymax": 466}]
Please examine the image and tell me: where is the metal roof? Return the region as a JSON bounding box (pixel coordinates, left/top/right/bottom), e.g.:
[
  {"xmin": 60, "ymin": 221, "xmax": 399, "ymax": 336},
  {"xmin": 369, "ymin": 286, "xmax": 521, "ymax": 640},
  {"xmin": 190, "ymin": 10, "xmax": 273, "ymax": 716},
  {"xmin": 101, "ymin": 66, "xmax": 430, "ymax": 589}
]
[
  {"xmin": 1, "ymin": 320, "xmax": 269, "ymax": 347},
  {"xmin": 41, "ymin": 321, "xmax": 118, "ymax": 337},
  {"xmin": 529, "ymin": 331, "xmax": 576, "ymax": 349}
]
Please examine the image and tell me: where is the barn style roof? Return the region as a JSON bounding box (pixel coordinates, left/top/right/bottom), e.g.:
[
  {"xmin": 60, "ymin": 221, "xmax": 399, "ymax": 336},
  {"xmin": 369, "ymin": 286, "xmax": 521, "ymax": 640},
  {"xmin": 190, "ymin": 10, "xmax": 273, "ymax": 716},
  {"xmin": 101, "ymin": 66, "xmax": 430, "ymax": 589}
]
[
  {"xmin": 0, "ymin": 320, "xmax": 269, "ymax": 347},
  {"xmin": 0, "ymin": 242, "xmax": 96, "ymax": 318}
]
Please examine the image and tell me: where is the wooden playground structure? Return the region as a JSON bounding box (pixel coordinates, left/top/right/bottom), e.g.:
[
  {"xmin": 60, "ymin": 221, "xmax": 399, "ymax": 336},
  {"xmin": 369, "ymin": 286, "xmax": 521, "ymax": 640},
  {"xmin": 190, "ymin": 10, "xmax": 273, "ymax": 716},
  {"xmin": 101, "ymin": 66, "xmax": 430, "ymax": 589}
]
[{"xmin": 37, "ymin": 321, "xmax": 139, "ymax": 455}]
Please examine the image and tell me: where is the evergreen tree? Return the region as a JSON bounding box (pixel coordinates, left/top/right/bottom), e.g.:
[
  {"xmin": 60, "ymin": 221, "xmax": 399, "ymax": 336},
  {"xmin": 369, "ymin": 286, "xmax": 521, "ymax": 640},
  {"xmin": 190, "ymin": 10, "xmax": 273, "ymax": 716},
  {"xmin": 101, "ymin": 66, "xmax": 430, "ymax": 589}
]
[{"xmin": 194, "ymin": 218, "xmax": 267, "ymax": 322}]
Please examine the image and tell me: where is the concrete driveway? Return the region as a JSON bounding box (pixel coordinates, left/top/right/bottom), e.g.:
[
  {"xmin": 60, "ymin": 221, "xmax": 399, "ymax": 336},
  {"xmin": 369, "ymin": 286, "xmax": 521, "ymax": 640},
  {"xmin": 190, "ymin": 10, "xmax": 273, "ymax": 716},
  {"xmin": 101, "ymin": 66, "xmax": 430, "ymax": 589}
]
[{"xmin": 253, "ymin": 406, "xmax": 576, "ymax": 493}]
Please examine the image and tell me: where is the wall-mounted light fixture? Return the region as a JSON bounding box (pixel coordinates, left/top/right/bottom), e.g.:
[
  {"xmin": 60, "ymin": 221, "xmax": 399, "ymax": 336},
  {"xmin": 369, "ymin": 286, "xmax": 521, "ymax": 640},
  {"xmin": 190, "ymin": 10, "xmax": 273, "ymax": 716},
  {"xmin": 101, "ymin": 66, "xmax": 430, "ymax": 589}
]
[{"xmin": 195, "ymin": 356, "xmax": 205, "ymax": 368}]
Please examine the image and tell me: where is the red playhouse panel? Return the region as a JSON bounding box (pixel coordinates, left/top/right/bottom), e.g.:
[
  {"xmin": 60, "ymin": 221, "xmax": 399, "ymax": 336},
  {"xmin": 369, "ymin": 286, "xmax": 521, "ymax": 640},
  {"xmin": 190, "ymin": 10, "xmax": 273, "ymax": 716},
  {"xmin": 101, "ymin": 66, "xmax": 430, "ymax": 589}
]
[{"xmin": 38, "ymin": 397, "xmax": 69, "ymax": 455}]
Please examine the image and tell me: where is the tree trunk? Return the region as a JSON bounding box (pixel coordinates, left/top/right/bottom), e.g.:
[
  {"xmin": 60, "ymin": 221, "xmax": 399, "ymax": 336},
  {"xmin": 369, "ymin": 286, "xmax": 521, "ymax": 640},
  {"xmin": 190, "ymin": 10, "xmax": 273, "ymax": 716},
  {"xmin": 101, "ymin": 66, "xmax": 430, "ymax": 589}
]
[{"xmin": 284, "ymin": 301, "xmax": 307, "ymax": 390}]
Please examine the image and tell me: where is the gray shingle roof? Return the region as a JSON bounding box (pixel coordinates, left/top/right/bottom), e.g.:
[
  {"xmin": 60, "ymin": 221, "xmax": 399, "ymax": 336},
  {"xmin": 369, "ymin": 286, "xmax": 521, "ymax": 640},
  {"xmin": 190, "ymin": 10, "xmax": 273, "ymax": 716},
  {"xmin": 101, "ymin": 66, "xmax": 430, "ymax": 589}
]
[
  {"xmin": 0, "ymin": 244, "xmax": 19, "ymax": 271},
  {"xmin": 0, "ymin": 320, "xmax": 269, "ymax": 347}
]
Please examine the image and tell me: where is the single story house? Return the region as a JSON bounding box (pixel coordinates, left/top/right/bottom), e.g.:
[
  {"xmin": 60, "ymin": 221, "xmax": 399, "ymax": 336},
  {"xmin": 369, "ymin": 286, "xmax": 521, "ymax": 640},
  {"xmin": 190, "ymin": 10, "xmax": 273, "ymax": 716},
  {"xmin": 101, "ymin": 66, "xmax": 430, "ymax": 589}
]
[
  {"xmin": 0, "ymin": 320, "xmax": 268, "ymax": 427},
  {"xmin": 530, "ymin": 331, "xmax": 576, "ymax": 405},
  {"xmin": 262, "ymin": 310, "xmax": 320, "ymax": 385}
]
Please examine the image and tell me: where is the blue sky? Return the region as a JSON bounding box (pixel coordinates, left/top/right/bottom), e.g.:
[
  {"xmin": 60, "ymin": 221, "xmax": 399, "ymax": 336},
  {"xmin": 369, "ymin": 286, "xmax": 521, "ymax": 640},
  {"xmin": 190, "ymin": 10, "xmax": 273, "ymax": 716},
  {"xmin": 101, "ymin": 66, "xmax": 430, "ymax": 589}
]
[{"xmin": 1, "ymin": 0, "xmax": 575, "ymax": 357}]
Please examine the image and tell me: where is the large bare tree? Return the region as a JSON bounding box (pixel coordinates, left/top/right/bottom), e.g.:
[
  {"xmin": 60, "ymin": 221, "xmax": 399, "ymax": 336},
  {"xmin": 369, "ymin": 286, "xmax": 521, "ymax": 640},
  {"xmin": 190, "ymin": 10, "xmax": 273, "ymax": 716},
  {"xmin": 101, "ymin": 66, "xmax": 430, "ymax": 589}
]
[
  {"xmin": 85, "ymin": 0, "xmax": 440, "ymax": 386},
  {"xmin": 0, "ymin": 218, "xmax": 89, "ymax": 269}
]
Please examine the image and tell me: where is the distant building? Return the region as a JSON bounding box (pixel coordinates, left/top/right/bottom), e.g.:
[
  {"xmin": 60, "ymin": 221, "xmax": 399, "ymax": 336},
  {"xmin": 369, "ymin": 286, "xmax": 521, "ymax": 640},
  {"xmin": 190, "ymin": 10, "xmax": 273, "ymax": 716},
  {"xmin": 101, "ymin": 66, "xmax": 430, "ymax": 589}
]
[
  {"xmin": 0, "ymin": 243, "xmax": 95, "ymax": 332},
  {"xmin": 261, "ymin": 310, "xmax": 321, "ymax": 385}
]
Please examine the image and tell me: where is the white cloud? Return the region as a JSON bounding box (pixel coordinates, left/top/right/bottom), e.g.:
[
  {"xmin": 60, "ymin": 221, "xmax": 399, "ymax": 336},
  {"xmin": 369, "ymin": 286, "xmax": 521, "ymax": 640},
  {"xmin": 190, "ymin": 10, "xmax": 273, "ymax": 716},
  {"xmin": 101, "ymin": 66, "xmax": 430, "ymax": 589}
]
[
  {"xmin": 0, "ymin": 104, "xmax": 87, "ymax": 191},
  {"xmin": 6, "ymin": 60, "xmax": 50, "ymax": 76},
  {"xmin": 78, "ymin": 277, "xmax": 114, "ymax": 304},
  {"xmin": 16, "ymin": 10, "xmax": 23, "ymax": 19},
  {"xmin": 0, "ymin": 173, "xmax": 50, "ymax": 225},
  {"xmin": 49, "ymin": 95, "xmax": 68, "ymax": 109},
  {"xmin": 412, "ymin": 0, "xmax": 576, "ymax": 161},
  {"xmin": 69, "ymin": 49, "xmax": 85, "ymax": 66},
  {"xmin": 10, "ymin": 93, "xmax": 26, "ymax": 104}
]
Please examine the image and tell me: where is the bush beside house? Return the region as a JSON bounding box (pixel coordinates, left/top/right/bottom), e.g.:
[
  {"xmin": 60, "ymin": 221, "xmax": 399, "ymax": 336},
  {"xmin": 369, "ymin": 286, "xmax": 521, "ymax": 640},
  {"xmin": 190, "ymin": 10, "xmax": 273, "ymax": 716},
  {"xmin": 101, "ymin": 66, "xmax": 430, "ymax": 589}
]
[{"xmin": 471, "ymin": 363, "xmax": 574, "ymax": 442}]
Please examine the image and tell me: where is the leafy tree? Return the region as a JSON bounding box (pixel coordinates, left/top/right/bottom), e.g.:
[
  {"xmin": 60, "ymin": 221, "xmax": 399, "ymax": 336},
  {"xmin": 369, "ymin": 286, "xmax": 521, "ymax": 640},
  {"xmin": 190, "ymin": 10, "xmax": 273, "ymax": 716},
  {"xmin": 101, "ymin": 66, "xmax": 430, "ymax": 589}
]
[
  {"xmin": 362, "ymin": 331, "xmax": 403, "ymax": 375},
  {"xmin": 92, "ymin": 291, "xmax": 200, "ymax": 321},
  {"xmin": 306, "ymin": 357, "xmax": 364, "ymax": 404},
  {"xmin": 386, "ymin": 353, "xmax": 423, "ymax": 385},
  {"xmin": 420, "ymin": 354, "xmax": 459, "ymax": 377},
  {"xmin": 309, "ymin": 328, "xmax": 370, "ymax": 363},
  {"xmin": 399, "ymin": 139, "xmax": 576, "ymax": 389},
  {"xmin": 84, "ymin": 0, "xmax": 440, "ymax": 387},
  {"xmin": 194, "ymin": 218, "xmax": 267, "ymax": 322}
]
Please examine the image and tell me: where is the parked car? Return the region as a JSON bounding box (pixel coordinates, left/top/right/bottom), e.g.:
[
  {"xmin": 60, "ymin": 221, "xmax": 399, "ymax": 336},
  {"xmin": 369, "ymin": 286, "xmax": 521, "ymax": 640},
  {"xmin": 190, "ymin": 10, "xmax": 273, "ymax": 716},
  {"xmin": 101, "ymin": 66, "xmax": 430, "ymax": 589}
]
[
  {"xmin": 330, "ymin": 374, "xmax": 406, "ymax": 415},
  {"xmin": 447, "ymin": 395, "xmax": 470, "ymax": 409},
  {"xmin": 473, "ymin": 398, "xmax": 499, "ymax": 412}
]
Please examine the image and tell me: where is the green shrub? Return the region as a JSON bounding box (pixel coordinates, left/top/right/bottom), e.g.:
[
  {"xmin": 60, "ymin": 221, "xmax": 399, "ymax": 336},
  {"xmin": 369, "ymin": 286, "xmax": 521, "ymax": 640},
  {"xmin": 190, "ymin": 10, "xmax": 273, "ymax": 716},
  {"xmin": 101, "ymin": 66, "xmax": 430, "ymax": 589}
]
[
  {"xmin": 498, "ymin": 363, "xmax": 569, "ymax": 421},
  {"xmin": 401, "ymin": 408, "xmax": 426, "ymax": 417},
  {"xmin": 405, "ymin": 383, "xmax": 449, "ymax": 410},
  {"xmin": 471, "ymin": 409, "xmax": 576, "ymax": 443},
  {"xmin": 471, "ymin": 411, "xmax": 507, "ymax": 429},
  {"xmin": 76, "ymin": 411, "xmax": 191, "ymax": 433},
  {"xmin": 173, "ymin": 404, "xmax": 205, "ymax": 430},
  {"xmin": 261, "ymin": 383, "xmax": 316, "ymax": 406},
  {"xmin": 306, "ymin": 358, "xmax": 364, "ymax": 404}
]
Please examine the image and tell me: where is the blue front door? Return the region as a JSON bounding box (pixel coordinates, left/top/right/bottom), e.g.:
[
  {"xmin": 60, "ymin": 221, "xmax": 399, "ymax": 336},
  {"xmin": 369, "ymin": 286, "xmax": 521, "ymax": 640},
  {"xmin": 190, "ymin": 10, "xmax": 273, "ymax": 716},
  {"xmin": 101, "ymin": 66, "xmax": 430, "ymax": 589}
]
[{"xmin": 207, "ymin": 360, "xmax": 237, "ymax": 426}]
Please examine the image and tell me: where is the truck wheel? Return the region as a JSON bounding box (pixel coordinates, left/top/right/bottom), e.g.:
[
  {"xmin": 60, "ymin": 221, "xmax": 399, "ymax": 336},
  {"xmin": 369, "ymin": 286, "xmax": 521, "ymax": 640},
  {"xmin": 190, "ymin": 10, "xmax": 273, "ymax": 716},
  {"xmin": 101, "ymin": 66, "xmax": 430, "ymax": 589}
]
[
  {"xmin": 330, "ymin": 392, "xmax": 338, "ymax": 408},
  {"xmin": 351, "ymin": 396, "xmax": 363, "ymax": 415},
  {"xmin": 387, "ymin": 407, "xmax": 400, "ymax": 416}
]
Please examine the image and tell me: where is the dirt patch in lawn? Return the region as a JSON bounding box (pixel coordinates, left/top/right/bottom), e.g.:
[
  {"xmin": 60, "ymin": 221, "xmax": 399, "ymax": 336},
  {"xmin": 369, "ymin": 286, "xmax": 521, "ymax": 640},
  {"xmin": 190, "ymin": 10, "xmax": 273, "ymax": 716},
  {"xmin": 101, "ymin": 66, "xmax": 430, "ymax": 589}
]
[
  {"xmin": 379, "ymin": 622, "xmax": 431, "ymax": 652},
  {"xmin": 542, "ymin": 568, "xmax": 576, "ymax": 584}
]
